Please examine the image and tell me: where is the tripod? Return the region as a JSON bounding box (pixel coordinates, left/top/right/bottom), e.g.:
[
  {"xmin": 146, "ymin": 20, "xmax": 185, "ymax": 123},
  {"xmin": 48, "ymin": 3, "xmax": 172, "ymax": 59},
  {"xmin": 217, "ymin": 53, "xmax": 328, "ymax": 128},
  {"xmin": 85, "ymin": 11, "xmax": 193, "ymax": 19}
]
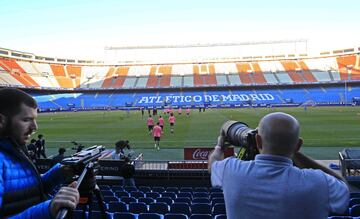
[{"xmin": 56, "ymin": 162, "xmax": 107, "ymax": 219}]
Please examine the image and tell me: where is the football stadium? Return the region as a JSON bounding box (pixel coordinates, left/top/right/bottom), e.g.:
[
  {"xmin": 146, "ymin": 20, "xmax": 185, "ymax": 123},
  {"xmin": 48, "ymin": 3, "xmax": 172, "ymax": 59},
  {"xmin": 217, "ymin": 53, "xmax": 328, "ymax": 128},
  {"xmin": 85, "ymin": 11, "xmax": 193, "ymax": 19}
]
[{"xmin": 1, "ymin": 1, "xmax": 360, "ymax": 218}]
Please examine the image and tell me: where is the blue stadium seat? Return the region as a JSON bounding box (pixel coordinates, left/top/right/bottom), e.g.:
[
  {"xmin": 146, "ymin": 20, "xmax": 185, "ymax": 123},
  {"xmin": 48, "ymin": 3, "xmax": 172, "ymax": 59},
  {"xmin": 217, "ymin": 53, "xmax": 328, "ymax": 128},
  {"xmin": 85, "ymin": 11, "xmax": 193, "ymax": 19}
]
[
  {"xmin": 190, "ymin": 214, "xmax": 212, "ymax": 219},
  {"xmin": 350, "ymin": 204, "xmax": 360, "ymax": 216},
  {"xmin": 212, "ymin": 203, "xmax": 226, "ymax": 216},
  {"xmin": 113, "ymin": 212, "xmax": 137, "ymax": 219},
  {"xmin": 113, "ymin": 188, "xmax": 125, "ymax": 193},
  {"xmin": 164, "ymin": 213, "xmax": 189, "ymax": 219},
  {"xmin": 210, "ymin": 192, "xmax": 224, "ymax": 199},
  {"xmin": 115, "ymin": 191, "xmax": 130, "ymax": 198},
  {"xmin": 166, "ymin": 187, "xmax": 179, "ymax": 194},
  {"xmin": 209, "ymin": 187, "xmax": 223, "ymax": 193},
  {"xmin": 138, "ymin": 213, "xmax": 164, "ymax": 219},
  {"xmin": 108, "ymin": 201, "xmax": 128, "ymax": 213},
  {"xmin": 179, "ymin": 187, "xmax": 193, "ymax": 193},
  {"xmin": 121, "ymin": 196, "xmax": 137, "ymax": 204},
  {"xmin": 211, "ymin": 198, "xmax": 225, "ymax": 207},
  {"xmin": 103, "ymin": 195, "xmax": 119, "ymax": 203},
  {"xmin": 89, "ymin": 202, "xmax": 108, "ymax": 212},
  {"xmin": 125, "ymin": 186, "xmax": 138, "ymax": 192},
  {"xmin": 329, "ymin": 209, "xmax": 350, "ymax": 218},
  {"xmin": 162, "ymin": 192, "xmax": 177, "ymax": 200},
  {"xmin": 214, "ymin": 214, "xmax": 227, "ymax": 219},
  {"xmin": 194, "ymin": 187, "xmax": 208, "ymax": 193},
  {"xmin": 191, "ymin": 203, "xmax": 211, "ymax": 215},
  {"xmin": 89, "ymin": 211, "xmax": 112, "ymax": 219},
  {"xmin": 177, "ymin": 192, "xmax": 192, "ymax": 199},
  {"xmin": 170, "ymin": 203, "xmax": 191, "ymax": 216},
  {"xmin": 129, "ymin": 202, "xmax": 148, "ymax": 214},
  {"xmin": 99, "ymin": 185, "xmax": 111, "ymax": 190},
  {"xmin": 192, "ymin": 198, "xmax": 210, "ymax": 204},
  {"xmin": 149, "ymin": 202, "xmax": 170, "ymax": 214},
  {"xmin": 101, "ymin": 190, "xmax": 114, "ymax": 196},
  {"xmin": 193, "ymin": 192, "xmax": 209, "ymax": 198},
  {"xmin": 157, "ymin": 197, "xmax": 173, "ymax": 205},
  {"xmin": 71, "ymin": 209, "xmax": 87, "ymax": 218},
  {"xmin": 350, "ymin": 198, "xmax": 360, "ymax": 207},
  {"xmin": 146, "ymin": 192, "xmax": 161, "ymax": 199},
  {"xmin": 131, "ymin": 191, "xmax": 145, "ymax": 199},
  {"xmin": 111, "ymin": 185, "xmax": 124, "ymax": 191},
  {"xmin": 152, "ymin": 186, "xmax": 166, "ymax": 193},
  {"xmin": 76, "ymin": 204, "xmax": 88, "ymax": 211},
  {"xmin": 351, "ymin": 193, "xmax": 360, "ymax": 198},
  {"xmin": 174, "ymin": 197, "xmax": 191, "ymax": 205},
  {"xmin": 139, "ymin": 186, "xmax": 152, "ymax": 193},
  {"xmin": 139, "ymin": 197, "xmax": 156, "ymax": 205}
]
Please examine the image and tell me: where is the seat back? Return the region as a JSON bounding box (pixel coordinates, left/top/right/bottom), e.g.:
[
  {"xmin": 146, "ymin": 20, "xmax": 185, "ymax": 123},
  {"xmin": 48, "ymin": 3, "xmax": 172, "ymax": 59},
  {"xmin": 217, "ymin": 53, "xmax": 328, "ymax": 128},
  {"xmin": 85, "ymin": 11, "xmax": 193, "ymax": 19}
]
[{"xmin": 129, "ymin": 202, "xmax": 148, "ymax": 214}]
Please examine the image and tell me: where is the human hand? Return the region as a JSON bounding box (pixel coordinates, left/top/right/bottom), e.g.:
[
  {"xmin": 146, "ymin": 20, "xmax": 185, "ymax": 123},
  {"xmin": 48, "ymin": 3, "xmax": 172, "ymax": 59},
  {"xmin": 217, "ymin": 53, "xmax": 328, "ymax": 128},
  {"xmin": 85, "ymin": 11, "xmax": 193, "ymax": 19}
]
[
  {"xmin": 50, "ymin": 181, "xmax": 80, "ymax": 218},
  {"xmin": 216, "ymin": 135, "xmax": 225, "ymax": 149}
]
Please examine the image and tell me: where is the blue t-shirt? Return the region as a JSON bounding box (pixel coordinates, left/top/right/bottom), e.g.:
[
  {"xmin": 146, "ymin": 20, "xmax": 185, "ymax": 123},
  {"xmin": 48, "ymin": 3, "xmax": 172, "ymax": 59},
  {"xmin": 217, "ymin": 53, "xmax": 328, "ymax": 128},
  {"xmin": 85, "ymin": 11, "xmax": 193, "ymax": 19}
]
[{"xmin": 211, "ymin": 154, "xmax": 349, "ymax": 219}]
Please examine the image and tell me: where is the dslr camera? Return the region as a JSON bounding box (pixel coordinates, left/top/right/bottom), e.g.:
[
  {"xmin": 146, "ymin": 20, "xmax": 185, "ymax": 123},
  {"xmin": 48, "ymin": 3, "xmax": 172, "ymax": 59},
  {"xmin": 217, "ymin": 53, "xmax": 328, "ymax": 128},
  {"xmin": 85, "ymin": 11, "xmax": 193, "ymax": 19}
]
[{"xmin": 221, "ymin": 120, "xmax": 259, "ymax": 160}]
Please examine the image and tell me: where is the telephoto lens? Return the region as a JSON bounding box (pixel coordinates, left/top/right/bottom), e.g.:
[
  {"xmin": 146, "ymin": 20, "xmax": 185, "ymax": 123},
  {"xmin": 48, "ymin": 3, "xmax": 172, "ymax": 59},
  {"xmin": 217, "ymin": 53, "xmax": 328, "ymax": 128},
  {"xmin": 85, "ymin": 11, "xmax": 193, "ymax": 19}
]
[{"xmin": 221, "ymin": 120, "xmax": 258, "ymax": 160}]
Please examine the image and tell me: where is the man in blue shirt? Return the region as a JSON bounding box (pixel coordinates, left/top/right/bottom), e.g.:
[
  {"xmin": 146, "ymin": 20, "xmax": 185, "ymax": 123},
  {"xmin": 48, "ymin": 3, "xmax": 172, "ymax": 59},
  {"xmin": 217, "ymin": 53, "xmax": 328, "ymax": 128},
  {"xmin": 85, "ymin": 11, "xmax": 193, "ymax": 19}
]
[
  {"xmin": 209, "ymin": 112, "xmax": 349, "ymax": 219},
  {"xmin": 0, "ymin": 88, "xmax": 79, "ymax": 218}
]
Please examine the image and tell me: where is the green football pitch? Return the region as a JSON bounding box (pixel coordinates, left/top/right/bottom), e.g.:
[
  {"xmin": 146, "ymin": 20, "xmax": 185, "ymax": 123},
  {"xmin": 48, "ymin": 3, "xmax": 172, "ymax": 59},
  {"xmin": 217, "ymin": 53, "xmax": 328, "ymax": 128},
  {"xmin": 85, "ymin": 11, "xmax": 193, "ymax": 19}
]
[{"xmin": 35, "ymin": 106, "xmax": 360, "ymax": 160}]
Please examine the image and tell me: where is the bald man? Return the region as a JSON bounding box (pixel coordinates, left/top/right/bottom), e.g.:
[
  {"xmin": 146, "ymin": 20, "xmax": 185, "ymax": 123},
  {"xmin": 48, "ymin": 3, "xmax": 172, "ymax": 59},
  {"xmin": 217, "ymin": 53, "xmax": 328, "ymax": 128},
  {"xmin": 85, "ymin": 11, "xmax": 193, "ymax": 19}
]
[{"xmin": 208, "ymin": 112, "xmax": 349, "ymax": 219}]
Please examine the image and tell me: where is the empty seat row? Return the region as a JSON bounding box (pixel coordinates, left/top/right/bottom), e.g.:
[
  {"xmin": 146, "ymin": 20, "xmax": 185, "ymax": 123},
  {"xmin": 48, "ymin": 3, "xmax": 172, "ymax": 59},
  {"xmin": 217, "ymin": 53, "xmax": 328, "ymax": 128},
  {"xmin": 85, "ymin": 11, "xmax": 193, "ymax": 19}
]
[
  {"xmin": 73, "ymin": 210, "xmax": 227, "ymax": 219},
  {"xmin": 78, "ymin": 201, "xmax": 226, "ymax": 216},
  {"xmin": 99, "ymin": 185, "xmax": 222, "ymax": 194},
  {"xmin": 102, "ymin": 190, "xmax": 223, "ymax": 201},
  {"xmin": 114, "ymin": 196, "xmax": 224, "ymax": 207}
]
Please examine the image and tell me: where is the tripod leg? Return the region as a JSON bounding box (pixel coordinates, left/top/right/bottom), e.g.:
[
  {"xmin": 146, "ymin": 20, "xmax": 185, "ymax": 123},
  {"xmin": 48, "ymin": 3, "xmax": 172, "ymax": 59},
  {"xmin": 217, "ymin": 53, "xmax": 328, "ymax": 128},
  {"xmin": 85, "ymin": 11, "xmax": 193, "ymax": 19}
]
[
  {"xmin": 87, "ymin": 192, "xmax": 94, "ymax": 219},
  {"xmin": 93, "ymin": 184, "xmax": 107, "ymax": 219}
]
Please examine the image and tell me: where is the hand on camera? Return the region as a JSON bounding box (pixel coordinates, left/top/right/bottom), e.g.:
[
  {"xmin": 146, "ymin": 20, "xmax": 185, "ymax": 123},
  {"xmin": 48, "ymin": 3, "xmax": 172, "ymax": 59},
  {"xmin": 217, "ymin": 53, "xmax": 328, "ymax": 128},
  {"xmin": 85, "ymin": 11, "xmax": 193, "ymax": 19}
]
[
  {"xmin": 215, "ymin": 129, "xmax": 226, "ymax": 150},
  {"xmin": 50, "ymin": 181, "xmax": 80, "ymax": 218}
]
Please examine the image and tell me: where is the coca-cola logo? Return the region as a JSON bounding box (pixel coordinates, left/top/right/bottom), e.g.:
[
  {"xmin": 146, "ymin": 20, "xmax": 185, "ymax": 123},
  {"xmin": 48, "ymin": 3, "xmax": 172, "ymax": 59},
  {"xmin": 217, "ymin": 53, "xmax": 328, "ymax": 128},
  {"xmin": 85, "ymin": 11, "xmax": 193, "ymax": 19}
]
[
  {"xmin": 192, "ymin": 149, "xmax": 211, "ymax": 160},
  {"xmin": 184, "ymin": 147, "xmax": 233, "ymax": 160}
]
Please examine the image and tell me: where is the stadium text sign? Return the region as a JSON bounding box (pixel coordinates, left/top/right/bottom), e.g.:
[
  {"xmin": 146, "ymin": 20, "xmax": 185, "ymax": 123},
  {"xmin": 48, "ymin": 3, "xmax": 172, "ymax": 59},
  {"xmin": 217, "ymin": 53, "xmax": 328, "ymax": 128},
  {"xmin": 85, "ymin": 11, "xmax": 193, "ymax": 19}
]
[
  {"xmin": 184, "ymin": 147, "xmax": 235, "ymax": 160},
  {"xmin": 138, "ymin": 93, "xmax": 274, "ymax": 104}
]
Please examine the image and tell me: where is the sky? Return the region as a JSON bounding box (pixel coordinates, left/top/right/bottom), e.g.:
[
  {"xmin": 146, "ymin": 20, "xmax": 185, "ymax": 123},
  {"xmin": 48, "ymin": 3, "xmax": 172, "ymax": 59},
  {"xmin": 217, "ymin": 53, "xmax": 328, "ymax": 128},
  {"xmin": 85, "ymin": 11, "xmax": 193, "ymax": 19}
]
[{"xmin": 0, "ymin": 0, "xmax": 359, "ymax": 60}]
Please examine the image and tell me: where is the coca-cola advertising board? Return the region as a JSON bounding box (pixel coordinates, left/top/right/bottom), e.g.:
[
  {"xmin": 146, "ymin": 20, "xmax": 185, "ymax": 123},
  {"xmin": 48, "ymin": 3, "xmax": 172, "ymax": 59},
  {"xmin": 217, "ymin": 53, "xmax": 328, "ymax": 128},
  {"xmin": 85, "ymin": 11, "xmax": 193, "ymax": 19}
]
[{"xmin": 184, "ymin": 147, "xmax": 235, "ymax": 160}]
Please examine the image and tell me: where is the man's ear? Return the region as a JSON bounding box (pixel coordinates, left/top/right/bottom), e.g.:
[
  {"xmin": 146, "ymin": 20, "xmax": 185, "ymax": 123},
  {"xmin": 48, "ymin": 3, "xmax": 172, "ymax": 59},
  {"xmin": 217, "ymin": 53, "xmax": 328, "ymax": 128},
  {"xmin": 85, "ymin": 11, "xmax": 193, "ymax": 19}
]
[
  {"xmin": 295, "ymin": 138, "xmax": 303, "ymax": 152},
  {"xmin": 255, "ymin": 134, "xmax": 262, "ymax": 151},
  {"xmin": 0, "ymin": 113, "xmax": 7, "ymax": 130}
]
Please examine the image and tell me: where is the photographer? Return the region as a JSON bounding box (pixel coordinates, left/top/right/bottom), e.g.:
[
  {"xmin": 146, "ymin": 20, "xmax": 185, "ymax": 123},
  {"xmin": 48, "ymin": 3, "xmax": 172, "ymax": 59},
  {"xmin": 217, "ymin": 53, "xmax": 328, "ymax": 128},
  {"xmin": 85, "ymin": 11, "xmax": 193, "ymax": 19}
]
[
  {"xmin": 112, "ymin": 140, "xmax": 132, "ymax": 161},
  {"xmin": 0, "ymin": 88, "xmax": 79, "ymax": 218},
  {"xmin": 52, "ymin": 147, "xmax": 67, "ymax": 166},
  {"xmin": 208, "ymin": 112, "xmax": 349, "ymax": 219},
  {"xmin": 112, "ymin": 140, "xmax": 136, "ymax": 186}
]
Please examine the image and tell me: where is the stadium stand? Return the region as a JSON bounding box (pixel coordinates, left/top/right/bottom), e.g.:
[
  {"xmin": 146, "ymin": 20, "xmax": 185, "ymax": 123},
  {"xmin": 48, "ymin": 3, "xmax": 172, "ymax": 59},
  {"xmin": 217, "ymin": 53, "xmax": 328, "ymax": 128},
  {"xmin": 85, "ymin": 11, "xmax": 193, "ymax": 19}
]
[
  {"xmin": 1, "ymin": 53, "xmax": 360, "ymax": 91},
  {"xmin": 30, "ymin": 85, "xmax": 360, "ymax": 111},
  {"xmin": 2, "ymin": 46, "xmax": 360, "ymax": 218},
  {"xmin": 46, "ymin": 183, "xmax": 360, "ymax": 219}
]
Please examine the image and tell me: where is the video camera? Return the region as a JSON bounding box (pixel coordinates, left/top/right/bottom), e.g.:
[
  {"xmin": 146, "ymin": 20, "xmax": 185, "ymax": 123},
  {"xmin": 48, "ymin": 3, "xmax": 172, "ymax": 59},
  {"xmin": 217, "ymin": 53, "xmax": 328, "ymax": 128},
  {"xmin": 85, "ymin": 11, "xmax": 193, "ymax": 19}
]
[
  {"xmin": 61, "ymin": 145, "xmax": 105, "ymax": 174},
  {"xmin": 57, "ymin": 145, "xmax": 106, "ymax": 219},
  {"xmin": 221, "ymin": 120, "xmax": 259, "ymax": 160}
]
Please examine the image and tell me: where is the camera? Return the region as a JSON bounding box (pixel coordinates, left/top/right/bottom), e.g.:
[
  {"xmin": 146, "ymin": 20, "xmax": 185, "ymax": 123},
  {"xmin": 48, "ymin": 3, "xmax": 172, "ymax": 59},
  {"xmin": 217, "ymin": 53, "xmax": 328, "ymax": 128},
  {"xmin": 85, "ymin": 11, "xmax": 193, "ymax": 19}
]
[
  {"xmin": 221, "ymin": 120, "xmax": 259, "ymax": 160},
  {"xmin": 61, "ymin": 145, "xmax": 105, "ymax": 174}
]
